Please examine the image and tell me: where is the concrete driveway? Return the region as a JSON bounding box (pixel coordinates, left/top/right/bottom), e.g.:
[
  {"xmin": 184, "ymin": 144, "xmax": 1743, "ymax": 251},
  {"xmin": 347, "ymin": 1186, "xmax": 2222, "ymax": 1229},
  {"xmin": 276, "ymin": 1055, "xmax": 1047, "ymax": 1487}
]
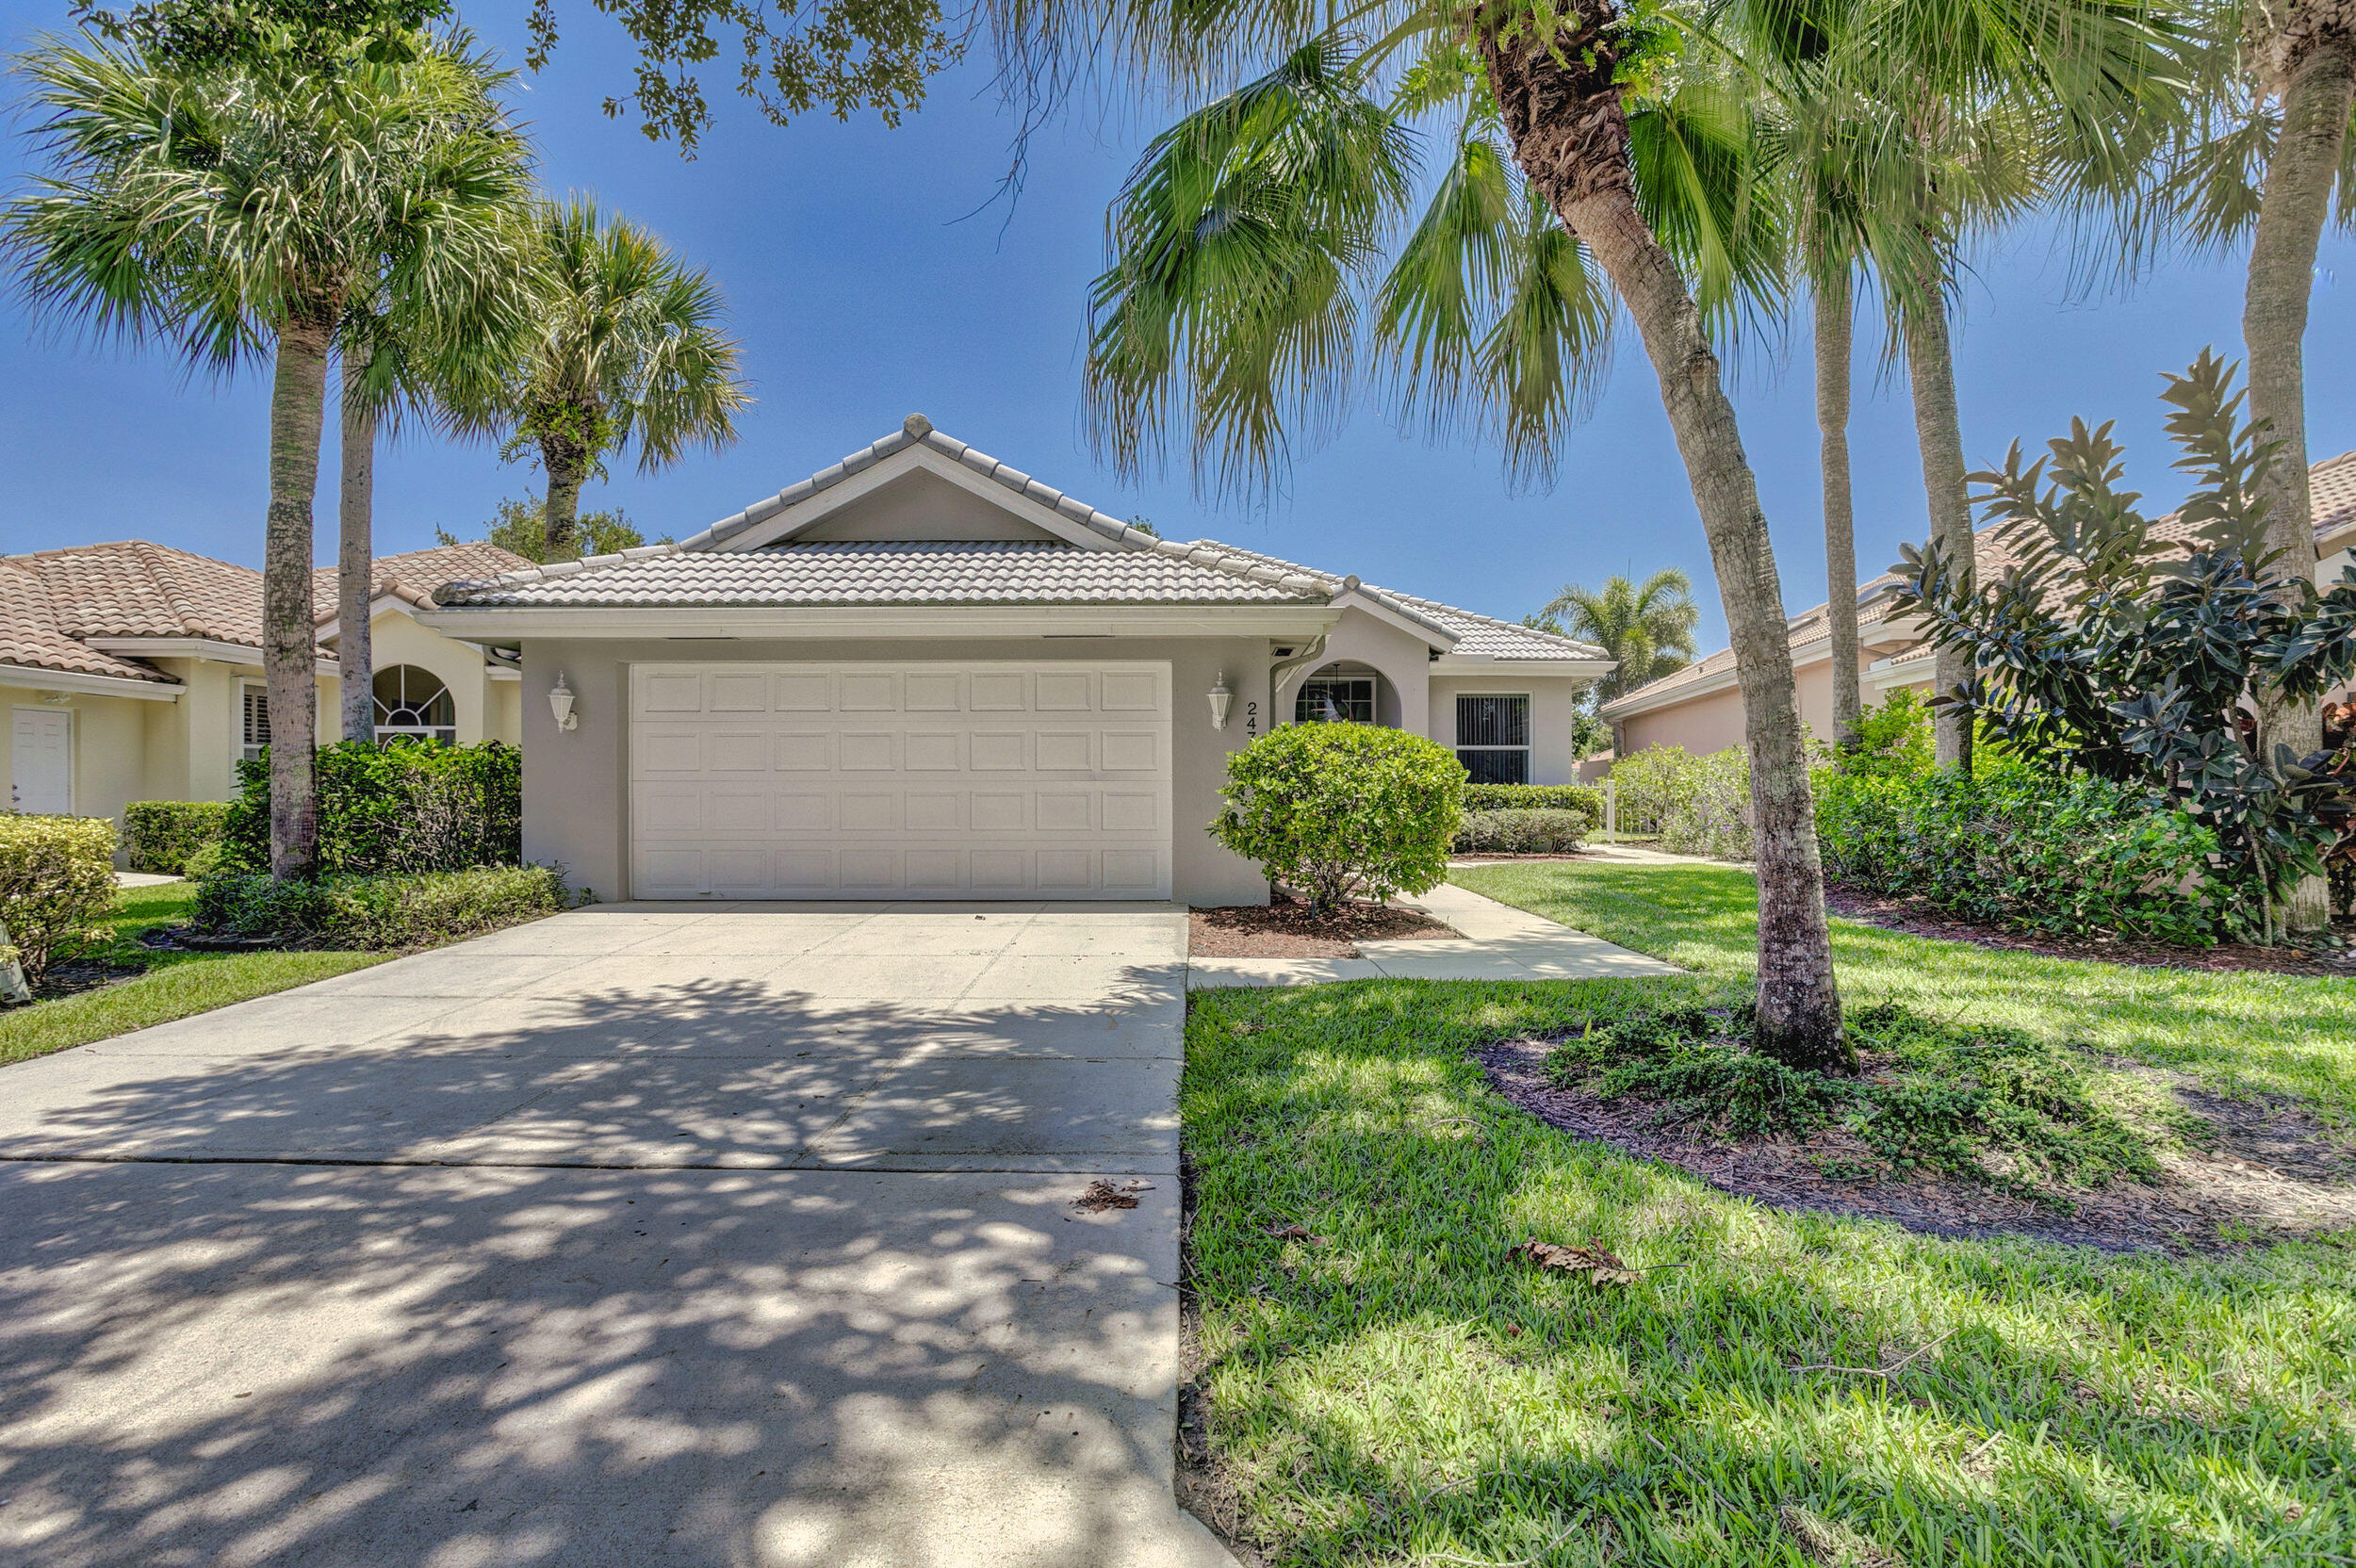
[{"xmin": 0, "ymin": 903, "xmax": 1235, "ymax": 1568}]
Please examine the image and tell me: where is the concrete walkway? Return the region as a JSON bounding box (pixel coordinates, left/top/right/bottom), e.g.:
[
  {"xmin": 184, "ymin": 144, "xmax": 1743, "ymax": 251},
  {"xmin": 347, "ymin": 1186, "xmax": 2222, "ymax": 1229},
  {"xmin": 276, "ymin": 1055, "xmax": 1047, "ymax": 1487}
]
[
  {"xmin": 1185, "ymin": 881, "xmax": 1682, "ymax": 988},
  {"xmin": 0, "ymin": 903, "xmax": 1233, "ymax": 1568}
]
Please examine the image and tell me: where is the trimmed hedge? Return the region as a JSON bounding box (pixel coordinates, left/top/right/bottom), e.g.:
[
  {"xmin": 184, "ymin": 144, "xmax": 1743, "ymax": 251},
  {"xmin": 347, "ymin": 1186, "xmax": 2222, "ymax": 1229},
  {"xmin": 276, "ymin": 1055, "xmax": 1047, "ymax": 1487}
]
[
  {"xmin": 1814, "ymin": 761, "xmax": 2229, "ymax": 945},
  {"xmin": 1211, "ymin": 724, "xmax": 1465, "ymax": 910},
  {"xmin": 123, "ymin": 800, "xmax": 232, "ymax": 874},
  {"xmin": 0, "ymin": 814, "xmax": 118, "ymax": 985},
  {"xmin": 1453, "ymin": 808, "xmax": 1589, "ymax": 855},
  {"xmin": 222, "ymin": 741, "xmax": 521, "ymax": 874},
  {"xmin": 192, "ymin": 864, "xmax": 570, "ymax": 948},
  {"xmin": 1462, "ymin": 783, "xmax": 1604, "ymax": 817}
]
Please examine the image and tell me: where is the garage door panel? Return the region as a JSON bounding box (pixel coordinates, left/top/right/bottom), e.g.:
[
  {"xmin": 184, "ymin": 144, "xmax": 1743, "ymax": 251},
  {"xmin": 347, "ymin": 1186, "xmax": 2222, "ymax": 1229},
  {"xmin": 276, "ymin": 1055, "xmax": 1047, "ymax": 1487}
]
[{"xmin": 630, "ymin": 662, "xmax": 1170, "ymax": 900}]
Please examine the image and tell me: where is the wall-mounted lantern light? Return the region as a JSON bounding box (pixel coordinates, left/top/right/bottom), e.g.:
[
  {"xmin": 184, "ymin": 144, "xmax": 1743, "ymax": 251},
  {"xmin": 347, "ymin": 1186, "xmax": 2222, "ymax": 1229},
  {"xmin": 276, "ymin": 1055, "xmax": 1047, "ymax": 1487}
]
[
  {"xmin": 548, "ymin": 673, "xmax": 580, "ymax": 732},
  {"xmin": 1208, "ymin": 672, "xmax": 1233, "ymax": 731}
]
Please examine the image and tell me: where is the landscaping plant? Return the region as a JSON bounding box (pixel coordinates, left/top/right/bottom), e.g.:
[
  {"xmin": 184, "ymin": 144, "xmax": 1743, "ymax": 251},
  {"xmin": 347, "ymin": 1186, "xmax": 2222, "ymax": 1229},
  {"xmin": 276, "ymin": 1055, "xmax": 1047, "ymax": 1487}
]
[
  {"xmin": 193, "ymin": 864, "xmax": 568, "ymax": 947},
  {"xmin": 1210, "ymin": 724, "xmax": 1464, "ymax": 914},
  {"xmin": 1462, "ymin": 782, "xmax": 1603, "ymax": 816},
  {"xmin": 1453, "ymin": 808, "xmax": 1589, "ymax": 856},
  {"xmin": 1895, "ymin": 351, "xmax": 2356, "ymax": 940},
  {"xmin": 220, "ymin": 741, "xmax": 521, "ymax": 875},
  {"xmin": 122, "ymin": 801, "xmax": 232, "ymax": 875},
  {"xmin": 0, "ymin": 814, "xmax": 120, "ymax": 986}
]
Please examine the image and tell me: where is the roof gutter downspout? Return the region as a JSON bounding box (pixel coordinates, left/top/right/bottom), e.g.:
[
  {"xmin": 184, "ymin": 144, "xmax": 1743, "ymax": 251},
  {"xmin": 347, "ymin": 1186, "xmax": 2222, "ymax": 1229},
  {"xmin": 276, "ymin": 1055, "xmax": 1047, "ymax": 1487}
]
[{"xmin": 1267, "ymin": 633, "xmax": 1329, "ymax": 724}]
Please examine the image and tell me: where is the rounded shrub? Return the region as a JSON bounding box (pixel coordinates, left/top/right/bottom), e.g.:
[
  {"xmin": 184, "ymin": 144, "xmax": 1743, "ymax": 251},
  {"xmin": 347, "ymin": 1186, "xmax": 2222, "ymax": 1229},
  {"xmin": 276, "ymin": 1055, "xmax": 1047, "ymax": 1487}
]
[{"xmin": 1210, "ymin": 724, "xmax": 1465, "ymax": 912}]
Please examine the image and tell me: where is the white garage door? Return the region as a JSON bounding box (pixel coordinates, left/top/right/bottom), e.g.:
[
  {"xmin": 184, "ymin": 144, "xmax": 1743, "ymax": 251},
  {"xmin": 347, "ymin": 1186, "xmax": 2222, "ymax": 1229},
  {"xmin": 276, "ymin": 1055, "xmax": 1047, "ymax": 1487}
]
[{"xmin": 629, "ymin": 662, "xmax": 1172, "ymax": 900}]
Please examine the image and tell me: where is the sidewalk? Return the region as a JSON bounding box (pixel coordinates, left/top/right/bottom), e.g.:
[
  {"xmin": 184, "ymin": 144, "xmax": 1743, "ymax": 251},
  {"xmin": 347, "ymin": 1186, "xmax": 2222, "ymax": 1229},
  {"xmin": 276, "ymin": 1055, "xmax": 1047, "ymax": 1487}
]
[{"xmin": 1185, "ymin": 881, "xmax": 1683, "ymax": 988}]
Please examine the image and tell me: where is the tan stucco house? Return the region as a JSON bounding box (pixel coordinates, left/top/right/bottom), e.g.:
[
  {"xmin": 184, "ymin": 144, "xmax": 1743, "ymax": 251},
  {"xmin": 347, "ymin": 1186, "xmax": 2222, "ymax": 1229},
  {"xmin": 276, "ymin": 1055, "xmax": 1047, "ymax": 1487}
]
[
  {"xmin": 3, "ymin": 541, "xmax": 530, "ymax": 831},
  {"xmin": 1602, "ymin": 450, "xmax": 2356, "ymax": 755},
  {"xmin": 417, "ymin": 416, "xmax": 1612, "ymax": 905}
]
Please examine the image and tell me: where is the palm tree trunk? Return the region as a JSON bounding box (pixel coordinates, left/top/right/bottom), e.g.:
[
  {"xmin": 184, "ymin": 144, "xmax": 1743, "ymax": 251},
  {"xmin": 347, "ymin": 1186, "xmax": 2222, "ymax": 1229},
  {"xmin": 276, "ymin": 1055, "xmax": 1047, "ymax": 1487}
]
[
  {"xmin": 1479, "ymin": 16, "xmax": 1849, "ymax": 1071},
  {"xmin": 1817, "ymin": 268, "xmax": 1861, "ymax": 748},
  {"xmin": 2244, "ymin": 25, "xmax": 2354, "ymax": 934},
  {"xmin": 265, "ymin": 320, "xmax": 332, "ymax": 879},
  {"xmin": 338, "ymin": 358, "xmax": 378, "ymax": 747},
  {"xmin": 541, "ymin": 433, "xmax": 587, "ymax": 559},
  {"xmin": 1900, "ymin": 279, "xmax": 1975, "ymax": 774}
]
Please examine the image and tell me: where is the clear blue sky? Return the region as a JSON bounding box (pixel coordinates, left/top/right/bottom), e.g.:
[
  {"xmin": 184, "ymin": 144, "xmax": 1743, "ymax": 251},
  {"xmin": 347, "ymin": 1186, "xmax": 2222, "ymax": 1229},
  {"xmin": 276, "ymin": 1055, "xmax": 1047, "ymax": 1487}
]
[{"xmin": 3, "ymin": 2, "xmax": 2351, "ymax": 651}]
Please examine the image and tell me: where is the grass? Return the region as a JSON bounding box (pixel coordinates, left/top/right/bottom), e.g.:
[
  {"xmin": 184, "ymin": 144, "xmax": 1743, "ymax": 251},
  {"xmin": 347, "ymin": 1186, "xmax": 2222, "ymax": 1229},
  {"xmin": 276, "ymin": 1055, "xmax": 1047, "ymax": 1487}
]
[
  {"xmin": 0, "ymin": 880, "xmax": 381, "ymax": 1068},
  {"xmin": 1180, "ymin": 861, "xmax": 2356, "ymax": 1565},
  {"xmin": 1453, "ymin": 859, "xmax": 2356, "ymax": 1126}
]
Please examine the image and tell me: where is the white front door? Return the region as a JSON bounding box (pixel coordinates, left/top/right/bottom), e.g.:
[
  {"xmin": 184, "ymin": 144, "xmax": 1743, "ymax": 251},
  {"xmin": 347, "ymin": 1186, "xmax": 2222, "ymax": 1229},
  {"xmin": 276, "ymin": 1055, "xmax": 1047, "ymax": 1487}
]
[
  {"xmin": 629, "ymin": 662, "xmax": 1173, "ymax": 900},
  {"xmin": 10, "ymin": 707, "xmax": 73, "ymax": 815}
]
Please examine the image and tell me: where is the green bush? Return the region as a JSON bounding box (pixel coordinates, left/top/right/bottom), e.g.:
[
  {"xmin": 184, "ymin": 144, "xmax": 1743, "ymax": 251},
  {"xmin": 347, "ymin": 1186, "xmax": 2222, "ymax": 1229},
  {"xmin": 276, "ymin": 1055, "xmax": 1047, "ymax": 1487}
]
[
  {"xmin": 1613, "ymin": 745, "xmax": 1753, "ymax": 858},
  {"xmin": 0, "ymin": 814, "xmax": 119, "ymax": 985},
  {"xmin": 1462, "ymin": 782, "xmax": 1604, "ymax": 816},
  {"xmin": 192, "ymin": 864, "xmax": 569, "ymax": 948},
  {"xmin": 1453, "ymin": 808, "xmax": 1589, "ymax": 855},
  {"xmin": 1834, "ymin": 690, "xmax": 1935, "ymax": 781},
  {"xmin": 123, "ymin": 800, "xmax": 232, "ymax": 874},
  {"xmin": 1814, "ymin": 760, "xmax": 2230, "ymax": 944},
  {"xmin": 1211, "ymin": 724, "xmax": 1465, "ymax": 911},
  {"xmin": 221, "ymin": 741, "xmax": 521, "ymax": 874}
]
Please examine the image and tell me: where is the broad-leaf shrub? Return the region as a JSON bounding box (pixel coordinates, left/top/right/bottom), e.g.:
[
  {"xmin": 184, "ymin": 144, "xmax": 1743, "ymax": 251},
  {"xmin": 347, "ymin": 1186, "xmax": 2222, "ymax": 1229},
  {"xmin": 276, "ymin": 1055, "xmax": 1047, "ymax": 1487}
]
[
  {"xmin": 193, "ymin": 864, "xmax": 568, "ymax": 947},
  {"xmin": 1463, "ymin": 782, "xmax": 1603, "ymax": 816},
  {"xmin": 0, "ymin": 814, "xmax": 118, "ymax": 984},
  {"xmin": 1453, "ymin": 808, "xmax": 1588, "ymax": 855},
  {"xmin": 1608, "ymin": 746, "xmax": 1754, "ymax": 856},
  {"xmin": 123, "ymin": 800, "xmax": 232, "ymax": 874},
  {"xmin": 222, "ymin": 741, "xmax": 521, "ymax": 874},
  {"xmin": 1815, "ymin": 760, "xmax": 2229, "ymax": 944},
  {"xmin": 1211, "ymin": 725, "xmax": 1464, "ymax": 911},
  {"xmin": 1836, "ymin": 690, "xmax": 1935, "ymax": 780}
]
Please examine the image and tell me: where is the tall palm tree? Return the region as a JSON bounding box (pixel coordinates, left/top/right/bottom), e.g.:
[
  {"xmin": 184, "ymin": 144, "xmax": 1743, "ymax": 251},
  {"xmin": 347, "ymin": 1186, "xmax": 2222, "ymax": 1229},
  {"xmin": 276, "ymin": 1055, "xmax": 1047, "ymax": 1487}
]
[
  {"xmin": 466, "ymin": 199, "xmax": 751, "ymax": 556},
  {"xmin": 1055, "ymin": 11, "xmax": 1860, "ymax": 1067},
  {"xmin": 2158, "ymin": 3, "xmax": 2355, "ymax": 928},
  {"xmin": 4, "ymin": 29, "xmax": 536, "ymax": 874},
  {"xmin": 1540, "ymin": 570, "xmax": 1701, "ymax": 705}
]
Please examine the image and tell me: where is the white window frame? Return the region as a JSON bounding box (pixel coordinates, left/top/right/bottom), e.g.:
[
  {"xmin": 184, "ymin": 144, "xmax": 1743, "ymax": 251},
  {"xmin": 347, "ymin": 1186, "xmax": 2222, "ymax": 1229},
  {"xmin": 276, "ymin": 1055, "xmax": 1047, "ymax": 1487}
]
[
  {"xmin": 372, "ymin": 664, "xmax": 457, "ymax": 745},
  {"xmin": 1295, "ymin": 674, "xmax": 1377, "ymax": 726},
  {"xmin": 237, "ymin": 679, "xmax": 271, "ymax": 765},
  {"xmin": 1454, "ymin": 692, "xmax": 1531, "ymax": 784}
]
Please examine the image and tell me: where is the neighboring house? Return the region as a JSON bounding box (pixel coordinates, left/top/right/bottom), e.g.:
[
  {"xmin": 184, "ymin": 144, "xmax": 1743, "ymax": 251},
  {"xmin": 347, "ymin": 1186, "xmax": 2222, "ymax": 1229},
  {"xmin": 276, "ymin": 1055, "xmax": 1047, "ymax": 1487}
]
[
  {"xmin": 418, "ymin": 416, "xmax": 1612, "ymax": 905},
  {"xmin": 2, "ymin": 541, "xmax": 531, "ymax": 831},
  {"xmin": 1602, "ymin": 451, "xmax": 2356, "ymax": 755}
]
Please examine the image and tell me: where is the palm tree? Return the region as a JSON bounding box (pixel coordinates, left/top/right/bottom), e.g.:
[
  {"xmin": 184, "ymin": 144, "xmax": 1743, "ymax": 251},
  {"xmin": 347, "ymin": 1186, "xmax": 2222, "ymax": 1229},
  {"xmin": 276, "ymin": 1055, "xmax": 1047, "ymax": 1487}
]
[
  {"xmin": 1055, "ymin": 12, "xmax": 1858, "ymax": 1067},
  {"xmin": 2158, "ymin": 4, "xmax": 2355, "ymax": 928},
  {"xmin": 466, "ymin": 199, "xmax": 751, "ymax": 556},
  {"xmin": 4, "ymin": 29, "xmax": 536, "ymax": 874},
  {"xmin": 1540, "ymin": 571, "xmax": 1701, "ymax": 705}
]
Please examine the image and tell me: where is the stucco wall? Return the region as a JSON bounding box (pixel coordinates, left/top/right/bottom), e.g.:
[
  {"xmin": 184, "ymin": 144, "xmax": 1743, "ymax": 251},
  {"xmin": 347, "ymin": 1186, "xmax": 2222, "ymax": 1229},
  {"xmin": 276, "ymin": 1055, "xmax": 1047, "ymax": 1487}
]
[
  {"xmin": 1279, "ymin": 609, "xmax": 1432, "ymax": 739},
  {"xmin": 1427, "ymin": 673, "xmax": 1594, "ymax": 785},
  {"xmin": 1618, "ymin": 679, "xmax": 1749, "ymax": 757},
  {"xmin": 515, "ymin": 636, "xmax": 1278, "ymax": 906},
  {"xmin": 321, "ymin": 610, "xmax": 504, "ymax": 745},
  {"xmin": 2, "ymin": 683, "xmax": 162, "ymax": 844}
]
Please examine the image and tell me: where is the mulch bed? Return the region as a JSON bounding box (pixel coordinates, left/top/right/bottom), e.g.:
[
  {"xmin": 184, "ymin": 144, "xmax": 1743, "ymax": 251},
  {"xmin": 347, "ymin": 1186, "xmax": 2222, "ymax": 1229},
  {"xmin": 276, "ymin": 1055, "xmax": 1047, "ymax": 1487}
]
[
  {"xmin": 1479, "ymin": 1037, "xmax": 2356, "ymax": 1253},
  {"xmin": 1189, "ymin": 899, "xmax": 1462, "ymax": 958},
  {"xmin": 1824, "ymin": 884, "xmax": 2356, "ymax": 978}
]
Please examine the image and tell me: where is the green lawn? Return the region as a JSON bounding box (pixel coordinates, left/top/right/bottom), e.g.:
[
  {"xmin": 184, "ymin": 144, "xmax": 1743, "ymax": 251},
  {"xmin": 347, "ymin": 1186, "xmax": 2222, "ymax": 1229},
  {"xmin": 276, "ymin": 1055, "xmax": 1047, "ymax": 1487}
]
[
  {"xmin": 1453, "ymin": 859, "xmax": 2356, "ymax": 1125},
  {"xmin": 0, "ymin": 880, "xmax": 382, "ymax": 1067},
  {"xmin": 1181, "ymin": 862, "xmax": 2356, "ymax": 1566}
]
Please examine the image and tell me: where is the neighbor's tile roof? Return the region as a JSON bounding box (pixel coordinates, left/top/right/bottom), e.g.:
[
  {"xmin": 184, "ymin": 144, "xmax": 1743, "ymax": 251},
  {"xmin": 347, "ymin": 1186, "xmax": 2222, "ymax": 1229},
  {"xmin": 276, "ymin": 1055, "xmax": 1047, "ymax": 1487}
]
[
  {"xmin": 1605, "ymin": 450, "xmax": 2356, "ymax": 716},
  {"xmin": 434, "ymin": 417, "xmax": 1610, "ymax": 661},
  {"xmin": 438, "ymin": 540, "xmax": 1330, "ymax": 607},
  {"xmin": 0, "ymin": 540, "xmax": 529, "ymax": 685}
]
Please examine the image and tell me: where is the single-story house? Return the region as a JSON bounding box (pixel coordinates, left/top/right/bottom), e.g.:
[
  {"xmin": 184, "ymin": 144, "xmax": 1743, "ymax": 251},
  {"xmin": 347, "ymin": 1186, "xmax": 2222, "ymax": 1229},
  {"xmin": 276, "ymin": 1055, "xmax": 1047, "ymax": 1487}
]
[
  {"xmin": 1602, "ymin": 450, "xmax": 2356, "ymax": 755},
  {"xmin": 418, "ymin": 416, "xmax": 1612, "ymax": 905},
  {"xmin": 3, "ymin": 541, "xmax": 531, "ymax": 831}
]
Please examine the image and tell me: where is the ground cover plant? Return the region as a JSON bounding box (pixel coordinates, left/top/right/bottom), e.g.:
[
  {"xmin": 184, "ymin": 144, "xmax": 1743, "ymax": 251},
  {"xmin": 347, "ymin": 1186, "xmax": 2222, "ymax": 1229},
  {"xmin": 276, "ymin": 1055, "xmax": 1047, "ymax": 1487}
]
[
  {"xmin": 0, "ymin": 880, "xmax": 379, "ymax": 1067},
  {"xmin": 191, "ymin": 863, "xmax": 569, "ymax": 948},
  {"xmin": 1450, "ymin": 859, "xmax": 2356, "ymax": 1123},
  {"xmin": 1183, "ymin": 974, "xmax": 2356, "ymax": 1567}
]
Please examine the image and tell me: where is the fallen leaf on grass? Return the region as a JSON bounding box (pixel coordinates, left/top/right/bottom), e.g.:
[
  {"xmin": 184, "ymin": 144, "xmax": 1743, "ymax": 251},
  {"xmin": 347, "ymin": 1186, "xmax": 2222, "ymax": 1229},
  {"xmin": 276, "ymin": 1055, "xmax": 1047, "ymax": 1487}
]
[
  {"xmin": 1508, "ymin": 1237, "xmax": 1640, "ymax": 1285},
  {"xmin": 1266, "ymin": 1223, "xmax": 1328, "ymax": 1245},
  {"xmin": 1073, "ymin": 1180, "xmax": 1152, "ymax": 1212}
]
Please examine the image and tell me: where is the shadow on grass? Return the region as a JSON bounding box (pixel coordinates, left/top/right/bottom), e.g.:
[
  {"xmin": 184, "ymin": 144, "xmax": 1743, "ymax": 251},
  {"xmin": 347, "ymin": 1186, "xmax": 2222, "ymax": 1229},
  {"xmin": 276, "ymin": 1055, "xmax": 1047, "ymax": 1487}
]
[{"xmin": 1181, "ymin": 978, "xmax": 2356, "ymax": 1567}]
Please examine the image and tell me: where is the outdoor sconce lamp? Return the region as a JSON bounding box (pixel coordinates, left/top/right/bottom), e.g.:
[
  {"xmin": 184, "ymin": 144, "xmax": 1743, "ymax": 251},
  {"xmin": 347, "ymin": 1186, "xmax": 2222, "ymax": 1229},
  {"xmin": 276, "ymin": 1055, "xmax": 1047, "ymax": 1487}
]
[
  {"xmin": 1208, "ymin": 672, "xmax": 1233, "ymax": 730},
  {"xmin": 548, "ymin": 673, "xmax": 580, "ymax": 732}
]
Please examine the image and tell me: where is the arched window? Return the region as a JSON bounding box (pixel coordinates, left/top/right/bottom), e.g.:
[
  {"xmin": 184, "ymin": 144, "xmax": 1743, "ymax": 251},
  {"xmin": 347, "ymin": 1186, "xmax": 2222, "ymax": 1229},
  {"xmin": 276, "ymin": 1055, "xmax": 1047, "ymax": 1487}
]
[
  {"xmin": 373, "ymin": 665, "xmax": 456, "ymax": 744},
  {"xmin": 1294, "ymin": 671, "xmax": 1376, "ymax": 725}
]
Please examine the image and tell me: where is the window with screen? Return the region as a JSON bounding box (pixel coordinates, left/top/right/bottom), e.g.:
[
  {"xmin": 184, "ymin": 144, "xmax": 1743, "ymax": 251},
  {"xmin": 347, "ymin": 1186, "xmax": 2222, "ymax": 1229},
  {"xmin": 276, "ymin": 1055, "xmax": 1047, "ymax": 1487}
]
[
  {"xmin": 239, "ymin": 682, "xmax": 271, "ymax": 764},
  {"xmin": 1295, "ymin": 675, "xmax": 1376, "ymax": 725},
  {"xmin": 1455, "ymin": 694, "xmax": 1530, "ymax": 784}
]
